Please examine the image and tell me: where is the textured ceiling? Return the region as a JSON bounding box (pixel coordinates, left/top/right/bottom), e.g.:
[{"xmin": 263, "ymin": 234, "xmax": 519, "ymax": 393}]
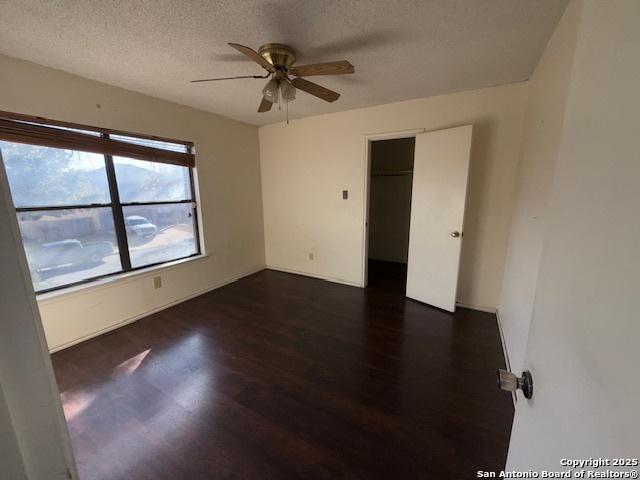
[{"xmin": 0, "ymin": 0, "xmax": 568, "ymax": 126}]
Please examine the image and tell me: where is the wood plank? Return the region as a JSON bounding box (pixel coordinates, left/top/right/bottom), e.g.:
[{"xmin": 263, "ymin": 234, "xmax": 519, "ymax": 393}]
[
  {"xmin": 291, "ymin": 78, "xmax": 340, "ymax": 102},
  {"xmin": 52, "ymin": 265, "xmax": 513, "ymax": 480},
  {"xmin": 289, "ymin": 60, "xmax": 354, "ymax": 77}
]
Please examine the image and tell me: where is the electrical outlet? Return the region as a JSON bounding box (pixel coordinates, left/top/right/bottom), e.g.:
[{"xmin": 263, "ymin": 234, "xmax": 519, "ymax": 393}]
[
  {"xmin": 309, "ymin": 252, "xmax": 314, "ymax": 260},
  {"xmin": 153, "ymin": 276, "xmax": 162, "ymax": 289}
]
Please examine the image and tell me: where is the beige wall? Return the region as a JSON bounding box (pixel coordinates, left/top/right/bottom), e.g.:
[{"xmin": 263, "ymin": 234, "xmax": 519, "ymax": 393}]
[
  {"xmin": 0, "ymin": 54, "xmax": 266, "ymax": 351},
  {"xmin": 260, "ymin": 84, "xmax": 528, "ymax": 309},
  {"xmin": 499, "ymin": 0, "xmax": 580, "ymax": 372}
]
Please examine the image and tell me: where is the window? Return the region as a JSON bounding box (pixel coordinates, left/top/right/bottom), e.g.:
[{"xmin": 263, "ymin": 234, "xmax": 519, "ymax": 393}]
[
  {"xmin": 113, "ymin": 156, "xmax": 198, "ymax": 269},
  {"xmin": 0, "ymin": 112, "xmax": 200, "ymax": 293}
]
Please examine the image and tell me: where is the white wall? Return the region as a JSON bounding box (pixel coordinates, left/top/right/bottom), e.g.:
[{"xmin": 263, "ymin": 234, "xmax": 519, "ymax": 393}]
[
  {"xmin": 507, "ymin": 0, "xmax": 640, "ymax": 468},
  {"xmin": 498, "ymin": 0, "xmax": 580, "ymax": 372},
  {"xmin": 368, "ymin": 138, "xmax": 414, "ymax": 263},
  {"xmin": 260, "ymin": 84, "xmax": 528, "ymax": 308},
  {"xmin": 0, "ymin": 54, "xmax": 266, "ymax": 351}
]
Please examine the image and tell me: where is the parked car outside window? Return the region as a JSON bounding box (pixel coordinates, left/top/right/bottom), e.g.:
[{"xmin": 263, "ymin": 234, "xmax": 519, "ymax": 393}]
[
  {"xmin": 27, "ymin": 239, "xmax": 114, "ymax": 271},
  {"xmin": 124, "ymin": 216, "xmax": 158, "ymax": 238}
]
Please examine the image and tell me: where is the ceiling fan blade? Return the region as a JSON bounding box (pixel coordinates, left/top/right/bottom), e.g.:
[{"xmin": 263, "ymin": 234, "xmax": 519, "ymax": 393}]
[
  {"xmin": 291, "ymin": 78, "xmax": 340, "ymax": 102},
  {"xmin": 228, "ymin": 43, "xmax": 275, "ymax": 73},
  {"xmin": 258, "ymin": 97, "xmax": 273, "ymax": 113},
  {"xmin": 191, "ymin": 74, "xmax": 268, "ymax": 83},
  {"xmin": 289, "ymin": 60, "xmax": 354, "ymax": 77}
]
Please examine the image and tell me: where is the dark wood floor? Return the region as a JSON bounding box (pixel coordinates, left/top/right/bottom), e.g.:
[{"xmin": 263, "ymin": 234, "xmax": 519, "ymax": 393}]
[{"xmin": 52, "ymin": 264, "xmax": 513, "ymax": 480}]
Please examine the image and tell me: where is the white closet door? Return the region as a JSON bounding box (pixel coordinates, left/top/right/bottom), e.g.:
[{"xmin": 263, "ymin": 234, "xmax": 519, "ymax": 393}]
[{"xmin": 406, "ymin": 125, "xmax": 472, "ymax": 311}]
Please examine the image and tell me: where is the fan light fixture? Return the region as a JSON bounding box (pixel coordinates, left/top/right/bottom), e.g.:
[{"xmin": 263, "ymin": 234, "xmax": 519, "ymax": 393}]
[
  {"xmin": 280, "ymin": 79, "xmax": 296, "ymax": 103},
  {"xmin": 262, "ymin": 78, "xmax": 280, "ymax": 103},
  {"xmin": 191, "ymin": 42, "xmax": 354, "ymax": 122},
  {"xmin": 262, "ymin": 78, "xmax": 296, "ymax": 105}
]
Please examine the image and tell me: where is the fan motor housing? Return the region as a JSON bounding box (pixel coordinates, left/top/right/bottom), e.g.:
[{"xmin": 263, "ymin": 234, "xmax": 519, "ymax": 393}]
[{"xmin": 258, "ymin": 43, "xmax": 297, "ymax": 69}]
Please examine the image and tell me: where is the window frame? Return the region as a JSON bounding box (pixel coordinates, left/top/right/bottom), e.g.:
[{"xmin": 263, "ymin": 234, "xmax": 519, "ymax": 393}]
[{"xmin": 3, "ymin": 125, "xmax": 201, "ymax": 294}]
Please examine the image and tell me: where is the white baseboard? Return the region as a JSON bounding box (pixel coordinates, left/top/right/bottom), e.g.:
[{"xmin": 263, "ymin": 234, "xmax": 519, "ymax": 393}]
[
  {"xmin": 48, "ymin": 266, "xmax": 265, "ymax": 353},
  {"xmin": 494, "ymin": 308, "xmax": 512, "ymax": 371},
  {"xmin": 264, "ymin": 270, "xmax": 501, "ymax": 313},
  {"xmin": 495, "ymin": 308, "xmax": 517, "ymax": 406},
  {"xmin": 266, "ymin": 265, "xmax": 362, "ymax": 287},
  {"xmin": 455, "ymin": 301, "xmax": 497, "ymax": 313}
]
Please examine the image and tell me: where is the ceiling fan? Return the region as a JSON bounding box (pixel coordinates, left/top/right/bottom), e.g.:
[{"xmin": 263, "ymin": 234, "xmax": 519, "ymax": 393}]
[{"xmin": 191, "ymin": 43, "xmax": 355, "ymax": 115}]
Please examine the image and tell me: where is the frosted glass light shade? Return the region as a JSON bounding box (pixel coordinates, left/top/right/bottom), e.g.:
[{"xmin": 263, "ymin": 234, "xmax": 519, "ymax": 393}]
[
  {"xmin": 262, "ymin": 78, "xmax": 279, "ymax": 103},
  {"xmin": 280, "ymin": 79, "xmax": 296, "ymax": 103}
]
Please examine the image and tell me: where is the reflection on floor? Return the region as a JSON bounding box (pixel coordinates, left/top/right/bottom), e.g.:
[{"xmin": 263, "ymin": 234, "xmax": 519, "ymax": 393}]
[{"xmin": 52, "ymin": 269, "xmax": 513, "ymax": 480}]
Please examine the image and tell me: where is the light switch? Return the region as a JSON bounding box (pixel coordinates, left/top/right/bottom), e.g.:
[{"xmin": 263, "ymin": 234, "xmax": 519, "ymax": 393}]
[{"xmin": 342, "ymin": 190, "xmax": 348, "ymax": 200}]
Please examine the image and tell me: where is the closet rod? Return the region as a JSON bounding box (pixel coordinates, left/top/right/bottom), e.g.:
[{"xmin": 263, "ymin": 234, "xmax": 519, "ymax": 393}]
[{"xmin": 371, "ymin": 170, "xmax": 413, "ymax": 177}]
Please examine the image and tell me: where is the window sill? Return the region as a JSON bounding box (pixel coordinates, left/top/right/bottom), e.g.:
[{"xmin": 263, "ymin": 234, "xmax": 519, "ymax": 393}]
[{"xmin": 36, "ymin": 254, "xmax": 209, "ymax": 305}]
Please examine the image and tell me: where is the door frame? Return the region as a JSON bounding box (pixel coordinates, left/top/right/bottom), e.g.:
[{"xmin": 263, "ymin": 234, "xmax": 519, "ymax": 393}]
[{"xmin": 361, "ymin": 128, "xmax": 426, "ymax": 287}]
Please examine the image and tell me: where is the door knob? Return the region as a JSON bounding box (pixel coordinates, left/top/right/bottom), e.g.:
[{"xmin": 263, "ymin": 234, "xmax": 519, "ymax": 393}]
[
  {"xmin": 497, "ymin": 369, "xmax": 533, "ymax": 399},
  {"xmin": 451, "ymin": 231, "xmax": 462, "ymax": 238}
]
